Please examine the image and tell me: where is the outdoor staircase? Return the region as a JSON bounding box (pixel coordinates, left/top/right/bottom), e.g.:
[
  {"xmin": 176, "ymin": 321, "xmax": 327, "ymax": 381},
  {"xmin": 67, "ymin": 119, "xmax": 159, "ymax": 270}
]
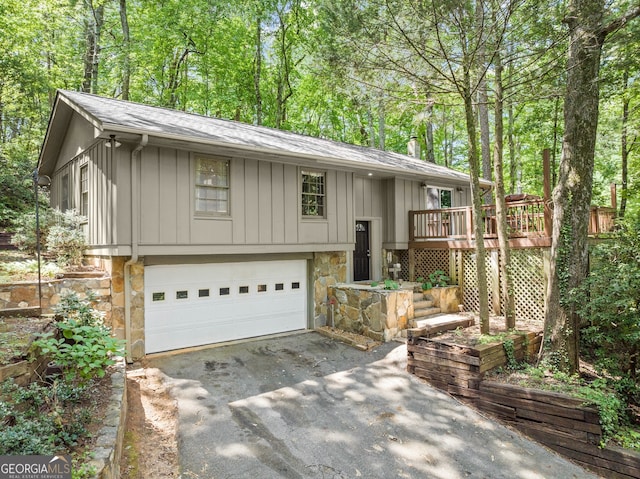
[
  {"xmin": 398, "ymin": 290, "xmax": 474, "ymax": 340},
  {"xmin": 412, "ymin": 291, "xmax": 441, "ymax": 322}
]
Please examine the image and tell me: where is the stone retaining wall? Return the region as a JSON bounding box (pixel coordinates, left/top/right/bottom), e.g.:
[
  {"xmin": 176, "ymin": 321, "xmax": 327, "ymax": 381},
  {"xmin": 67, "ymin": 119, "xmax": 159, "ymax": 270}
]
[
  {"xmin": 89, "ymin": 357, "xmax": 127, "ymax": 479},
  {"xmin": 0, "ymin": 277, "xmax": 112, "ymax": 325},
  {"xmin": 328, "ymin": 284, "xmax": 413, "ymax": 342}
]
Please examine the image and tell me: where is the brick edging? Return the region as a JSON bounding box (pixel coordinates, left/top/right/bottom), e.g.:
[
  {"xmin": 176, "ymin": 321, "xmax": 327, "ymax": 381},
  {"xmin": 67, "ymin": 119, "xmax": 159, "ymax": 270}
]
[{"xmin": 88, "ymin": 357, "xmax": 127, "ymax": 479}]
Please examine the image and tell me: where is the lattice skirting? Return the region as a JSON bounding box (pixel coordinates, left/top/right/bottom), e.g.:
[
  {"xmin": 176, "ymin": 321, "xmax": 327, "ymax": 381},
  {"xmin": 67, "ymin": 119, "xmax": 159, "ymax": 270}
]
[
  {"xmin": 402, "ymin": 247, "xmax": 547, "ymax": 321},
  {"xmin": 413, "ymin": 249, "xmax": 450, "ymax": 280},
  {"xmin": 460, "ymin": 248, "xmax": 546, "ymax": 321}
]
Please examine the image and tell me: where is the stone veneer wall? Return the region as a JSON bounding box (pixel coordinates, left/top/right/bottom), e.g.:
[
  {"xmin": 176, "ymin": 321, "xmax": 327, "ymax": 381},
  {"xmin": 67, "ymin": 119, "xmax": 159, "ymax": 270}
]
[
  {"xmin": 0, "ymin": 278, "xmax": 112, "ymax": 322},
  {"xmin": 327, "ymin": 285, "xmax": 413, "ymax": 342},
  {"xmin": 313, "ymin": 252, "xmax": 347, "ymax": 328},
  {"xmin": 86, "ymin": 256, "xmax": 145, "ymax": 360}
]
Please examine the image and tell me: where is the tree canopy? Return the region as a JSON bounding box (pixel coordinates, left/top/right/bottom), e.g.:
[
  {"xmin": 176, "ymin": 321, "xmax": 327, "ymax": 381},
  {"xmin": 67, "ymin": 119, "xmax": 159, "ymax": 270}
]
[{"xmin": 1, "ymin": 0, "xmax": 637, "ymax": 227}]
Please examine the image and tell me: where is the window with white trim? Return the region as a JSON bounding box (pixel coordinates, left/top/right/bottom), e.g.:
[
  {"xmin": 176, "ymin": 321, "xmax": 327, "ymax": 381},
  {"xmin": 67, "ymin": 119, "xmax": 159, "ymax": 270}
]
[
  {"xmin": 426, "ymin": 187, "xmax": 453, "ymax": 209},
  {"xmin": 80, "ymin": 165, "xmax": 89, "ymax": 217},
  {"xmin": 61, "ymin": 173, "xmax": 69, "ymax": 211},
  {"xmin": 301, "ymin": 170, "xmax": 325, "ymax": 217},
  {"xmin": 195, "ymin": 157, "xmax": 230, "ymax": 214}
]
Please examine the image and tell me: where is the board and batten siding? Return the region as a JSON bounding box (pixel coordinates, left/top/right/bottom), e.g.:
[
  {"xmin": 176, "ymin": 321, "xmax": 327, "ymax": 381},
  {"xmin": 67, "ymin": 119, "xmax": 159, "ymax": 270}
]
[
  {"xmin": 136, "ymin": 146, "xmax": 354, "ymax": 252},
  {"xmin": 383, "ymin": 178, "xmax": 422, "ymax": 247},
  {"xmin": 50, "ymin": 140, "xmax": 121, "ymax": 249}
]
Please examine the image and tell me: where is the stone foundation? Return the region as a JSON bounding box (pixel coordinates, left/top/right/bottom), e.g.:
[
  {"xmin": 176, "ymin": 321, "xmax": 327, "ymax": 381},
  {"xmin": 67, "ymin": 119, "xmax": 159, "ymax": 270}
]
[
  {"xmin": 328, "ymin": 284, "xmax": 413, "ymax": 342},
  {"xmin": 86, "ymin": 256, "xmax": 145, "ymax": 360},
  {"xmin": 313, "ymin": 252, "xmax": 347, "ymax": 328}
]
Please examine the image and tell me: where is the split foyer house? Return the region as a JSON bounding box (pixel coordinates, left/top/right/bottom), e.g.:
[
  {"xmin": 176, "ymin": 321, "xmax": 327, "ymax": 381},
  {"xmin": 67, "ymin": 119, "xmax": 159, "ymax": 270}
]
[{"xmin": 38, "ymin": 90, "xmax": 489, "ymax": 360}]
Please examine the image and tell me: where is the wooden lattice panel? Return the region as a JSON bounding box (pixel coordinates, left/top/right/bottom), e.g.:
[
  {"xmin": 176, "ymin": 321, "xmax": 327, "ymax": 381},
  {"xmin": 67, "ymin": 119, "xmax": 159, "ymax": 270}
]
[
  {"xmin": 414, "ymin": 249, "xmax": 449, "ymax": 280},
  {"xmin": 462, "ymin": 250, "xmax": 496, "ymax": 313},
  {"xmin": 511, "ymin": 248, "xmax": 545, "ymax": 322},
  {"xmin": 398, "ymin": 250, "xmax": 410, "ymax": 280}
]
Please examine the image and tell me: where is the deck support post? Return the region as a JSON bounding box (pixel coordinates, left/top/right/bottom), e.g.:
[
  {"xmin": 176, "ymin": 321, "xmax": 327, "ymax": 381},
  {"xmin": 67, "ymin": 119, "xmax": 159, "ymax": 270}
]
[
  {"xmin": 543, "ymin": 149, "xmax": 553, "ymax": 237},
  {"xmin": 490, "ymin": 249, "xmax": 501, "ymax": 315},
  {"xmin": 408, "ymin": 248, "xmax": 416, "ymax": 282}
]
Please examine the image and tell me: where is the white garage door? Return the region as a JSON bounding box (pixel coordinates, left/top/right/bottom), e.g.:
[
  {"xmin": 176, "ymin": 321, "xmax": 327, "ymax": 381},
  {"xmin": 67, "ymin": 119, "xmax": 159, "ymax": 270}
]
[{"xmin": 144, "ymin": 260, "xmax": 307, "ymax": 353}]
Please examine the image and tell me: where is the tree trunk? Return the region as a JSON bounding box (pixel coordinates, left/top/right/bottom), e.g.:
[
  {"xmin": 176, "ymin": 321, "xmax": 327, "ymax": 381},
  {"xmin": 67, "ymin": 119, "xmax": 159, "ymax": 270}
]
[
  {"xmin": 508, "ymin": 100, "xmax": 517, "ymax": 194},
  {"xmin": 425, "ymin": 94, "xmax": 435, "ymax": 163},
  {"xmin": 254, "ymin": 15, "xmax": 263, "ymax": 125},
  {"xmin": 275, "ymin": 5, "xmax": 297, "ymax": 129},
  {"xmin": 119, "ymin": 0, "xmax": 131, "ymax": 100},
  {"xmin": 552, "ymin": 93, "xmax": 561, "ymax": 186},
  {"xmin": 367, "ymin": 102, "xmax": 375, "ymax": 148},
  {"xmin": 91, "ymin": 4, "xmax": 103, "ymax": 94},
  {"xmin": 82, "ymin": 1, "xmax": 104, "ymax": 94},
  {"xmin": 378, "ymin": 96, "xmax": 385, "ymax": 150},
  {"xmin": 82, "ymin": 9, "xmax": 95, "ymax": 93},
  {"xmin": 476, "ymin": 1, "xmax": 492, "ymax": 204},
  {"xmin": 464, "ymin": 79, "xmax": 490, "ymax": 333},
  {"xmin": 543, "ymin": 0, "xmax": 606, "ymax": 373},
  {"xmin": 620, "ymin": 67, "xmax": 629, "ymax": 218},
  {"xmin": 493, "ymin": 47, "xmax": 516, "ymax": 328}
]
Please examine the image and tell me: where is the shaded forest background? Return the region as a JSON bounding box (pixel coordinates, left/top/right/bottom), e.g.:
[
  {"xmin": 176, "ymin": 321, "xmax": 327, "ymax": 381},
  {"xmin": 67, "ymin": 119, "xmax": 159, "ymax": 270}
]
[{"xmin": 0, "ymin": 0, "xmax": 638, "ymax": 225}]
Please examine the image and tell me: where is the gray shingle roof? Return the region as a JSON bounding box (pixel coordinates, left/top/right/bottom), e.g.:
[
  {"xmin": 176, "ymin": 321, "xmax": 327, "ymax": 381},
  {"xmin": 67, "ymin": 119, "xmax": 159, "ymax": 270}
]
[{"xmin": 57, "ymin": 90, "xmax": 481, "ymax": 185}]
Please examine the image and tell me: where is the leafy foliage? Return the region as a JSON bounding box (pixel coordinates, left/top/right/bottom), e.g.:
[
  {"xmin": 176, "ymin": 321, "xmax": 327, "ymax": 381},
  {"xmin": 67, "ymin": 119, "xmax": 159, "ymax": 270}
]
[
  {"xmin": 418, "ymin": 270, "xmax": 450, "ymax": 290},
  {"xmin": 46, "ymin": 209, "xmax": 87, "ymax": 267},
  {"xmin": 34, "ymin": 292, "xmax": 124, "ymax": 382},
  {"xmin": 572, "ymin": 216, "xmax": 640, "ymax": 387},
  {"xmin": 10, "ymin": 208, "xmax": 86, "ymax": 267},
  {"xmin": 0, "ymin": 259, "xmax": 62, "ymax": 280},
  {"xmin": 0, "ymin": 379, "xmax": 89, "ymax": 455},
  {"xmin": 10, "ymin": 208, "xmax": 54, "ymax": 254}
]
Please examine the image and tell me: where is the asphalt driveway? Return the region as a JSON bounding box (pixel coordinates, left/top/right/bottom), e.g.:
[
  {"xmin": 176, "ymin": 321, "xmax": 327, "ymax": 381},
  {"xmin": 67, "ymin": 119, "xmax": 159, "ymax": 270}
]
[{"xmin": 148, "ymin": 332, "xmax": 598, "ymax": 479}]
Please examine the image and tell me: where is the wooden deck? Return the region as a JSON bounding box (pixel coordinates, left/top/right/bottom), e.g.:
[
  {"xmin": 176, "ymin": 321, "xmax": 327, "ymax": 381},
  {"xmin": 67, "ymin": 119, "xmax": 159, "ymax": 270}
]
[{"xmin": 409, "ymin": 200, "xmax": 616, "ymax": 249}]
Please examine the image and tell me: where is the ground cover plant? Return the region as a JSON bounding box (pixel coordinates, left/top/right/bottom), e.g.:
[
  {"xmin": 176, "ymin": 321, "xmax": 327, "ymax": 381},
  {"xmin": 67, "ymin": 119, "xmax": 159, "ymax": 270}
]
[{"xmin": 0, "ymin": 293, "xmax": 124, "ymax": 477}]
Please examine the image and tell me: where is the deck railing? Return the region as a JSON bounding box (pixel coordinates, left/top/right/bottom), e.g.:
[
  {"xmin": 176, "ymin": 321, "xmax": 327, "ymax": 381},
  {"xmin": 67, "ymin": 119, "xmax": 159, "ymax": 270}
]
[{"xmin": 410, "ymin": 200, "xmax": 616, "ymax": 242}]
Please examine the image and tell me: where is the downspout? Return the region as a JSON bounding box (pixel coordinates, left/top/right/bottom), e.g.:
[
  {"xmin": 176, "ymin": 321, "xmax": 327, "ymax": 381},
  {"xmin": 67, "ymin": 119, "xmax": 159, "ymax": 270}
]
[{"xmin": 124, "ymin": 134, "xmax": 148, "ymax": 362}]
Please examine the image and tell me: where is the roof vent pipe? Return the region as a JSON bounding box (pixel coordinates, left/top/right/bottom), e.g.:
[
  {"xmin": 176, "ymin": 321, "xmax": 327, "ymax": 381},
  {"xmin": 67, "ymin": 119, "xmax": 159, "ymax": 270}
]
[{"xmin": 408, "ymin": 136, "xmax": 420, "ymax": 159}]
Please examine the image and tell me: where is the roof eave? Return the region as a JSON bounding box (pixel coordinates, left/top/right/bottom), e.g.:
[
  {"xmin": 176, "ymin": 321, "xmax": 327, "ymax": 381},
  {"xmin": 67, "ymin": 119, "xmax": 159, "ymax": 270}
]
[
  {"xmin": 38, "ymin": 91, "xmax": 106, "ymax": 176},
  {"xmin": 102, "ymin": 123, "xmax": 480, "ymax": 186}
]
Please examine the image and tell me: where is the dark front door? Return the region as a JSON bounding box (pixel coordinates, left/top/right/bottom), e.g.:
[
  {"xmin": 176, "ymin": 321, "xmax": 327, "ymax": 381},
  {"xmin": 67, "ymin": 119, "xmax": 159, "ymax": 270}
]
[{"xmin": 354, "ymin": 221, "xmax": 370, "ymax": 281}]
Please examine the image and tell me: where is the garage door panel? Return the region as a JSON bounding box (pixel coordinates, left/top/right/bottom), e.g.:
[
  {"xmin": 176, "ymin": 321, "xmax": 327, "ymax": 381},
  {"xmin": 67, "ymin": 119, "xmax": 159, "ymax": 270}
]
[{"xmin": 145, "ymin": 260, "xmax": 307, "ymax": 353}]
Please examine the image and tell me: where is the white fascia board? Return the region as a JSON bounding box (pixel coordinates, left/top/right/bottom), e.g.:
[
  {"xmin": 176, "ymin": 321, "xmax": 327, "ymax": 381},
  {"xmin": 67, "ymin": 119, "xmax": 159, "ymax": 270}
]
[{"xmin": 102, "ymin": 123, "xmax": 489, "ymax": 187}]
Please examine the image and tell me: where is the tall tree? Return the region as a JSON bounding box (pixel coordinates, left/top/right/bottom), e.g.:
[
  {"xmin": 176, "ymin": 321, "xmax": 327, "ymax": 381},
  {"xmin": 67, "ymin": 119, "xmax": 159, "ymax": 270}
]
[
  {"xmin": 82, "ymin": 0, "xmax": 105, "ymax": 94},
  {"xmin": 119, "ymin": 0, "xmax": 131, "ymax": 100},
  {"xmin": 543, "ymin": 0, "xmax": 640, "ymax": 372}
]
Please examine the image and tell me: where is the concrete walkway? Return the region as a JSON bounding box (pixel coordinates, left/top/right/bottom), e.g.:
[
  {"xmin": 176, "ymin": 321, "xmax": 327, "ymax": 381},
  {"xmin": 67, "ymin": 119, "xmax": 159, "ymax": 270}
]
[{"xmin": 148, "ymin": 332, "xmax": 599, "ymax": 479}]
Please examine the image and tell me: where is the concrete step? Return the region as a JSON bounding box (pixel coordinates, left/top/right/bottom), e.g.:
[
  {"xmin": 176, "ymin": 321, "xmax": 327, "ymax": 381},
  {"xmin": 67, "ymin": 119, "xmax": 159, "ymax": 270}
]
[{"xmin": 414, "ymin": 307, "xmax": 441, "ymax": 319}]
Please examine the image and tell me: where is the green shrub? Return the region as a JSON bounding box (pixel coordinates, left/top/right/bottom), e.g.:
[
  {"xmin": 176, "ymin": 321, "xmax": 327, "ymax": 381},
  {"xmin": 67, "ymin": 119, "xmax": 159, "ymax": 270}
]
[
  {"xmin": 10, "ymin": 208, "xmax": 53, "ymax": 254},
  {"xmin": 34, "ymin": 293, "xmax": 124, "ymax": 382},
  {"xmin": 418, "ymin": 270, "xmax": 450, "ymax": 290},
  {"xmin": 571, "ymin": 217, "xmax": 640, "ymax": 390},
  {"xmin": 54, "ymin": 291, "xmax": 103, "ymax": 326},
  {"xmin": 11, "ymin": 208, "xmax": 87, "ymax": 267},
  {"xmin": 46, "ymin": 209, "xmax": 86, "ymax": 267}
]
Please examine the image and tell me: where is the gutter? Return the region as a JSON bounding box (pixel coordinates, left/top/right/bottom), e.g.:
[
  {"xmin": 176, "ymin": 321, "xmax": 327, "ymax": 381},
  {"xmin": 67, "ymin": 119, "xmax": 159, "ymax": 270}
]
[
  {"xmin": 101, "ymin": 123, "xmax": 493, "ymax": 188},
  {"xmin": 124, "ymin": 134, "xmax": 148, "ymax": 362}
]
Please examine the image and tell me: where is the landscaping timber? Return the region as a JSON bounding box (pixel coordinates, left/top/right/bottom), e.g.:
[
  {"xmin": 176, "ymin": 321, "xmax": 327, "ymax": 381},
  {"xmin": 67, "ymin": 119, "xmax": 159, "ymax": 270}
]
[
  {"xmin": 406, "ymin": 327, "xmax": 640, "ymax": 479},
  {"xmin": 478, "ymin": 381, "xmax": 640, "ymax": 479},
  {"xmin": 407, "ymin": 330, "xmax": 541, "ymax": 399}
]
